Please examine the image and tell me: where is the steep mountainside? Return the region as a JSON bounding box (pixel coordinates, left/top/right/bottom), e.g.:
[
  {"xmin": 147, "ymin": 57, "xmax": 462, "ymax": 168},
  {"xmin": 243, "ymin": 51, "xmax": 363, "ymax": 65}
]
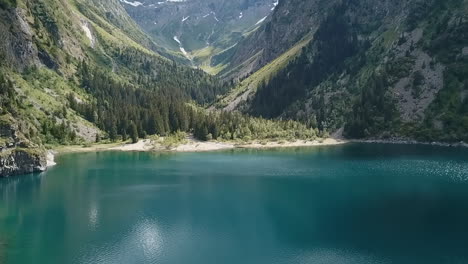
[
  {"xmin": 0, "ymin": 0, "xmax": 315, "ymax": 177},
  {"xmin": 120, "ymin": 0, "xmax": 278, "ymax": 73},
  {"xmin": 0, "ymin": 0, "xmax": 227, "ymax": 176},
  {"xmin": 220, "ymin": 0, "xmax": 468, "ymax": 143},
  {"xmin": 216, "ymin": 0, "xmax": 337, "ymax": 80}
]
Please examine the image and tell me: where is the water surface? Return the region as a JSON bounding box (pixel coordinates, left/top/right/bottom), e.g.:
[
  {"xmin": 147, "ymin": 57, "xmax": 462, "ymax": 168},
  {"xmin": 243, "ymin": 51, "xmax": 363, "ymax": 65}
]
[{"xmin": 1, "ymin": 143, "xmax": 468, "ymax": 264}]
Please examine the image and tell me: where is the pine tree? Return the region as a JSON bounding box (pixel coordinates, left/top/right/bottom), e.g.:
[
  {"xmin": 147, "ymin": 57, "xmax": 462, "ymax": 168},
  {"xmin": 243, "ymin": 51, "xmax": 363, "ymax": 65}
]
[
  {"xmin": 130, "ymin": 122, "xmax": 138, "ymax": 143},
  {"xmin": 109, "ymin": 123, "xmax": 117, "ymax": 142}
]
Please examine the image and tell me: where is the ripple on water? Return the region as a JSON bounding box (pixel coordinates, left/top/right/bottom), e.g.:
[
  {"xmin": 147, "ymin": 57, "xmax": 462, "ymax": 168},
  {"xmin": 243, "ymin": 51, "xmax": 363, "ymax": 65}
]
[{"xmin": 79, "ymin": 219, "xmax": 163, "ymax": 264}]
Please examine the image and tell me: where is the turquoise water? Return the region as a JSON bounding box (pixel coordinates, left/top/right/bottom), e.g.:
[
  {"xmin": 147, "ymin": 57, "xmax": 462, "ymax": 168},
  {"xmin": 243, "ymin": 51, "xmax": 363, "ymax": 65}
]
[{"xmin": 1, "ymin": 143, "xmax": 468, "ymax": 264}]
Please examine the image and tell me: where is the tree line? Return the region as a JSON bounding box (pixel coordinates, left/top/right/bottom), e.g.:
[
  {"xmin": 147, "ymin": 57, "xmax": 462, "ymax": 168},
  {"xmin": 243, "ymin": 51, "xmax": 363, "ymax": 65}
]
[{"xmin": 70, "ymin": 65, "xmax": 317, "ymax": 143}]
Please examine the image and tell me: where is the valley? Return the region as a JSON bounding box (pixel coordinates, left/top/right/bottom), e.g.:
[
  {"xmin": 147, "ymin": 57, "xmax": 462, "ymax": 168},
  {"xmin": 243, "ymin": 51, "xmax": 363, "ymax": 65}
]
[
  {"xmin": 1, "ymin": 1, "xmax": 468, "ymax": 263},
  {"xmin": 120, "ymin": 0, "xmax": 279, "ymax": 73},
  {"xmin": 1, "ymin": 0, "xmax": 468, "ymax": 178}
]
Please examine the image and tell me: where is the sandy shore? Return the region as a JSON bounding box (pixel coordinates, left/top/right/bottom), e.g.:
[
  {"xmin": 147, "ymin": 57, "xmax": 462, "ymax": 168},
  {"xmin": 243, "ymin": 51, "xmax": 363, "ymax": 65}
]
[
  {"xmin": 109, "ymin": 139, "xmax": 155, "ymax": 151},
  {"xmin": 237, "ymin": 138, "xmax": 344, "ymax": 149},
  {"xmin": 173, "ymin": 140, "xmax": 235, "ymax": 152},
  {"xmin": 54, "ymin": 137, "xmax": 347, "ymax": 155}
]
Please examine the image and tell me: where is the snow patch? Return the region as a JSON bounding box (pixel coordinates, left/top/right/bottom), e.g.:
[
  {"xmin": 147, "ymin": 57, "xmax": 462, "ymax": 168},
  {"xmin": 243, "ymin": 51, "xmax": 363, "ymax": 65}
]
[
  {"xmin": 202, "ymin": 13, "xmax": 210, "ymax": 18},
  {"xmin": 239, "ymin": 12, "xmax": 243, "ymax": 19},
  {"xmin": 255, "ymin": 16, "xmax": 267, "ymax": 25},
  {"xmin": 173, "ymin": 36, "xmax": 192, "ymax": 62},
  {"xmin": 179, "ymin": 47, "xmax": 189, "ymax": 57},
  {"xmin": 271, "ymin": 0, "xmax": 279, "ymax": 10},
  {"xmin": 173, "ymin": 36, "xmax": 181, "ymax": 45},
  {"xmin": 182, "ymin": 16, "xmax": 190, "ymax": 22},
  {"xmin": 119, "ymin": 0, "xmax": 144, "ymax": 7},
  {"xmin": 211, "ymin": 11, "xmax": 219, "ymax": 22}
]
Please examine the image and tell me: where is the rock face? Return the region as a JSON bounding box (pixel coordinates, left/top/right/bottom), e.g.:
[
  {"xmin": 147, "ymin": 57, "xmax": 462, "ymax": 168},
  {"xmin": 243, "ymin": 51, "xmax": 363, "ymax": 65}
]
[
  {"xmin": 0, "ymin": 8, "xmax": 40, "ymax": 71},
  {"xmin": 0, "ymin": 115, "xmax": 47, "ymax": 178},
  {"xmin": 0, "ymin": 149, "xmax": 46, "ymax": 177}
]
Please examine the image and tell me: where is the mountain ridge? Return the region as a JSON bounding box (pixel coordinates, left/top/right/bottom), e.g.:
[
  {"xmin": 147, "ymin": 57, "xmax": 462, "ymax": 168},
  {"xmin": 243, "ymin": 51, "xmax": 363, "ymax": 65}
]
[
  {"xmin": 221, "ymin": 0, "xmax": 468, "ymax": 143},
  {"xmin": 120, "ymin": 0, "xmax": 278, "ymax": 72}
]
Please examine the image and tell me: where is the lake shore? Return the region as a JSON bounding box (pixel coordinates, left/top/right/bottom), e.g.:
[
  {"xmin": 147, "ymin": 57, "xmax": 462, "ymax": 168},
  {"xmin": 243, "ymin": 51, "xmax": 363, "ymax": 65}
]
[
  {"xmin": 53, "ymin": 137, "xmax": 347, "ymax": 155},
  {"xmin": 352, "ymin": 139, "xmax": 468, "ymax": 148},
  {"xmin": 52, "ymin": 137, "xmax": 468, "ymax": 157}
]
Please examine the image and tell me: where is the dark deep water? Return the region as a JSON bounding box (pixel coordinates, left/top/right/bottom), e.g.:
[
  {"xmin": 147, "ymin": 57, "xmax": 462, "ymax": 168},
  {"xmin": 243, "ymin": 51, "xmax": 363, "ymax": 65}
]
[{"xmin": 1, "ymin": 143, "xmax": 468, "ymax": 264}]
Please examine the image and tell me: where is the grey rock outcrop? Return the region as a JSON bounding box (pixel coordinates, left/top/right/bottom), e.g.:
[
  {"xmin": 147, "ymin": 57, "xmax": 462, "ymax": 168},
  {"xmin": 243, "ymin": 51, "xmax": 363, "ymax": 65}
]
[
  {"xmin": 0, "ymin": 149, "xmax": 46, "ymax": 177},
  {"xmin": 0, "ymin": 116, "xmax": 47, "ymax": 178}
]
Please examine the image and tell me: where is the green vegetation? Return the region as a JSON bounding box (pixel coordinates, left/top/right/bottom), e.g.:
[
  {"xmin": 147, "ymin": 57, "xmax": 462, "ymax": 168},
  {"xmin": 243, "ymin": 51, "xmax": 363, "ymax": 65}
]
[
  {"xmin": 0, "ymin": 0, "xmax": 16, "ymax": 9},
  {"xmin": 70, "ymin": 64, "xmax": 317, "ymax": 143},
  {"xmin": 216, "ymin": 34, "xmax": 312, "ymax": 109},
  {"xmin": 249, "ymin": 3, "xmax": 362, "ymax": 128},
  {"xmin": 345, "ymin": 73, "xmax": 398, "ymax": 138},
  {"xmin": 221, "ymin": 0, "xmax": 468, "ymax": 143},
  {"xmin": 160, "ymin": 131, "xmax": 188, "ymax": 149},
  {"xmin": 0, "ymin": 73, "xmax": 16, "ymax": 115}
]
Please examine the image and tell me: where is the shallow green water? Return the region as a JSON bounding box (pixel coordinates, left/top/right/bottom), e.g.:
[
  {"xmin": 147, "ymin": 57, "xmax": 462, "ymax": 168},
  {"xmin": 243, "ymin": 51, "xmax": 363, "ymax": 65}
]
[{"xmin": 1, "ymin": 143, "xmax": 468, "ymax": 264}]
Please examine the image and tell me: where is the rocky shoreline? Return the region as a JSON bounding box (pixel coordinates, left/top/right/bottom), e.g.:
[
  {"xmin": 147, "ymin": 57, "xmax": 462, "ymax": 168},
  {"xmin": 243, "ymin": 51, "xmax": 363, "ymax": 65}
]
[
  {"xmin": 0, "ymin": 115, "xmax": 48, "ymax": 178},
  {"xmin": 0, "ymin": 148, "xmax": 47, "ymax": 177}
]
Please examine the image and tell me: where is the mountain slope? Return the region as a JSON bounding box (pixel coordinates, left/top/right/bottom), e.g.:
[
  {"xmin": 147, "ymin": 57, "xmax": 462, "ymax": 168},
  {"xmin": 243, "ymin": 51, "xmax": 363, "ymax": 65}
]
[
  {"xmin": 0, "ymin": 0, "xmax": 316, "ymax": 177},
  {"xmin": 216, "ymin": 0, "xmax": 337, "ymax": 80},
  {"xmin": 0, "ymin": 0, "xmax": 227, "ymax": 176},
  {"xmin": 221, "ymin": 0, "xmax": 468, "ymax": 142}
]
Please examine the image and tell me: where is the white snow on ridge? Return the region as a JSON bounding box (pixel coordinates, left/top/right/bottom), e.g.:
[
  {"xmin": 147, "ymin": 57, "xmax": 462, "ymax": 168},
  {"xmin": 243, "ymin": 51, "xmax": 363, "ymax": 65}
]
[
  {"xmin": 271, "ymin": 0, "xmax": 279, "ymax": 10},
  {"xmin": 211, "ymin": 11, "xmax": 219, "ymax": 22},
  {"xmin": 255, "ymin": 16, "xmax": 267, "ymax": 25},
  {"xmin": 239, "ymin": 12, "xmax": 243, "ymax": 19},
  {"xmin": 121, "ymin": 0, "xmax": 186, "ymax": 7},
  {"xmin": 182, "ymin": 16, "xmax": 190, "ymax": 22},
  {"xmin": 173, "ymin": 36, "xmax": 181, "ymax": 45},
  {"xmin": 202, "ymin": 13, "xmax": 210, "ymax": 18},
  {"xmin": 119, "ymin": 0, "xmax": 144, "ymax": 7}
]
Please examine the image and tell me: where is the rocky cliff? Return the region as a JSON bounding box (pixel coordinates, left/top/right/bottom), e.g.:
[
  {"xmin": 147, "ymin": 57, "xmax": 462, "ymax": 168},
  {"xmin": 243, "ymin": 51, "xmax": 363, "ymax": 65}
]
[
  {"xmin": 0, "ymin": 115, "xmax": 46, "ymax": 177},
  {"xmin": 0, "ymin": 148, "xmax": 46, "ymax": 177}
]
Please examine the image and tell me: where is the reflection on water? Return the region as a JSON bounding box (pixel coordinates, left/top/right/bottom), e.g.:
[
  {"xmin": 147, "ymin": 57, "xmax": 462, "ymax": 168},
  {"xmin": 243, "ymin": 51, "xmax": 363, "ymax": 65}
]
[
  {"xmin": 88, "ymin": 202, "xmax": 98, "ymax": 229},
  {"xmin": 0, "ymin": 144, "xmax": 468, "ymax": 264},
  {"xmin": 80, "ymin": 219, "xmax": 163, "ymax": 264}
]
